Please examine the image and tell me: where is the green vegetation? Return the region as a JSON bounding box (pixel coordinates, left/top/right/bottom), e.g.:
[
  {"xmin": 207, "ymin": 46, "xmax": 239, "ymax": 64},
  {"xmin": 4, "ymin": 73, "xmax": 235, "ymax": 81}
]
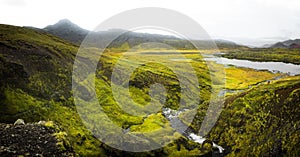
[
  {"xmin": 0, "ymin": 24, "xmax": 215, "ymax": 156},
  {"xmin": 0, "ymin": 24, "xmax": 299, "ymax": 156},
  {"xmin": 0, "ymin": 25, "xmax": 104, "ymax": 156},
  {"xmin": 225, "ymin": 67, "xmax": 282, "ymax": 90},
  {"xmin": 221, "ymin": 48, "xmax": 300, "ymax": 64},
  {"xmin": 209, "ymin": 76, "xmax": 300, "ymax": 156},
  {"xmin": 53, "ymin": 131, "xmax": 70, "ymax": 152}
]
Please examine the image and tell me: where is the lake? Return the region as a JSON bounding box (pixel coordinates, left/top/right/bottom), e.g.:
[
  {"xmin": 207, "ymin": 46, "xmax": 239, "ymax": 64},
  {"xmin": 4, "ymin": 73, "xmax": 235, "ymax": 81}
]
[{"xmin": 203, "ymin": 55, "xmax": 300, "ymax": 76}]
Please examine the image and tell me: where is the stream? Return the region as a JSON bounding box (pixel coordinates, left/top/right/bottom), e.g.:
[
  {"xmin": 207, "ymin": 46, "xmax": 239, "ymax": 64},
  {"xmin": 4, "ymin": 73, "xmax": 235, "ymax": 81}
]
[
  {"xmin": 162, "ymin": 108, "xmax": 225, "ymax": 153},
  {"xmin": 164, "ymin": 53, "xmax": 300, "ymax": 154}
]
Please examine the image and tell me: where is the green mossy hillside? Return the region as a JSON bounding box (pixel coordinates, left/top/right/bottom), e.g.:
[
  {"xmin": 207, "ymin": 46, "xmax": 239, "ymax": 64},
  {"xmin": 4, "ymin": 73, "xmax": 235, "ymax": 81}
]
[
  {"xmin": 209, "ymin": 76, "xmax": 300, "ymax": 156},
  {"xmin": 0, "ymin": 24, "xmax": 214, "ymax": 156}
]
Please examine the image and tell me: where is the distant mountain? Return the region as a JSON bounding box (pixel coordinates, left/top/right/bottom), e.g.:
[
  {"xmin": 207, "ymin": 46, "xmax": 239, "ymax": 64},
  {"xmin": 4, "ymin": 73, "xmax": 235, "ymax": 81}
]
[
  {"xmin": 270, "ymin": 39, "xmax": 300, "ymax": 48},
  {"xmin": 289, "ymin": 43, "xmax": 300, "ymax": 48},
  {"xmin": 44, "ymin": 19, "xmax": 180, "ymax": 48},
  {"xmin": 214, "ymin": 39, "xmax": 238, "ymax": 45},
  {"xmin": 261, "ymin": 43, "xmax": 273, "ymax": 48},
  {"xmin": 280, "ymin": 39, "xmax": 300, "ymax": 46},
  {"xmin": 214, "ymin": 39, "xmax": 241, "ymax": 49},
  {"xmin": 44, "ymin": 19, "xmax": 245, "ymax": 49},
  {"xmin": 44, "ymin": 19, "xmax": 89, "ymax": 45},
  {"xmin": 271, "ymin": 42, "xmax": 288, "ymax": 48}
]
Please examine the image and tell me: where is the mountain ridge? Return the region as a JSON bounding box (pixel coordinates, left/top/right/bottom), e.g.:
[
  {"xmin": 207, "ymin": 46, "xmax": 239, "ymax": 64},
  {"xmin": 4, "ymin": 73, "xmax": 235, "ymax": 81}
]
[
  {"xmin": 44, "ymin": 19, "xmax": 89, "ymax": 45},
  {"xmin": 269, "ymin": 39, "xmax": 300, "ymax": 48},
  {"xmin": 43, "ymin": 19, "xmax": 243, "ymax": 49}
]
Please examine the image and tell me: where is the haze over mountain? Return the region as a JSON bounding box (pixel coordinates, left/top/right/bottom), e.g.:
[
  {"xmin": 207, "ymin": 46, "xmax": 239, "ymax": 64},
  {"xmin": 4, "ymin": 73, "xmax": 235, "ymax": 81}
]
[
  {"xmin": 269, "ymin": 39, "xmax": 300, "ymax": 48},
  {"xmin": 44, "ymin": 19, "xmax": 89, "ymax": 45},
  {"xmin": 43, "ymin": 19, "xmax": 243, "ymax": 49},
  {"xmin": 42, "ymin": 19, "xmax": 300, "ymax": 48}
]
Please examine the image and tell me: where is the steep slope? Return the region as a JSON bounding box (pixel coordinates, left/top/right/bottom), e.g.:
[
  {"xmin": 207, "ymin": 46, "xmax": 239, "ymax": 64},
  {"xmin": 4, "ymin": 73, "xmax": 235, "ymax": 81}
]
[
  {"xmin": 0, "ymin": 24, "xmax": 107, "ymax": 156},
  {"xmin": 209, "ymin": 76, "xmax": 300, "ymax": 156},
  {"xmin": 0, "ymin": 24, "xmax": 77, "ymax": 102}
]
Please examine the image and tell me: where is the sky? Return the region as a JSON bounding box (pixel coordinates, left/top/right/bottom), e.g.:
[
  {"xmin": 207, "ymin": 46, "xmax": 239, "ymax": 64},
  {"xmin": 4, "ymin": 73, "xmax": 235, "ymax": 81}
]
[{"xmin": 1, "ymin": 0, "xmax": 300, "ymax": 47}]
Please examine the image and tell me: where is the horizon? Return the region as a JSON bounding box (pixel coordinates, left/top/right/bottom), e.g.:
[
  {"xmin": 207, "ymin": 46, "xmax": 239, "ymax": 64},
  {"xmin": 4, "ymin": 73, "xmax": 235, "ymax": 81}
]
[
  {"xmin": 4, "ymin": 18, "xmax": 299, "ymax": 48},
  {"xmin": 1, "ymin": 0, "xmax": 300, "ymax": 47}
]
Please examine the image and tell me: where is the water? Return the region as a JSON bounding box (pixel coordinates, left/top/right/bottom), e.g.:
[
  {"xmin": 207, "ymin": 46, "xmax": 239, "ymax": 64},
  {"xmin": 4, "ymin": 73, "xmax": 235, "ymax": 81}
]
[
  {"xmin": 164, "ymin": 54, "xmax": 300, "ymax": 154},
  {"xmin": 162, "ymin": 108, "xmax": 187, "ymax": 134},
  {"xmin": 203, "ymin": 55, "xmax": 300, "ymax": 76},
  {"xmin": 189, "ymin": 133, "xmax": 225, "ymax": 153},
  {"xmin": 162, "ymin": 108, "xmax": 225, "ymax": 153}
]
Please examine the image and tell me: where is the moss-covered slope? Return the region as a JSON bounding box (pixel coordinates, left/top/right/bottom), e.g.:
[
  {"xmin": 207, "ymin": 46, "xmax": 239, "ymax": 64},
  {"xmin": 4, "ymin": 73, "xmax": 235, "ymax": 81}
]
[
  {"xmin": 0, "ymin": 24, "xmax": 107, "ymax": 155},
  {"xmin": 209, "ymin": 76, "xmax": 300, "ymax": 156},
  {"xmin": 0, "ymin": 24, "xmax": 214, "ymax": 156}
]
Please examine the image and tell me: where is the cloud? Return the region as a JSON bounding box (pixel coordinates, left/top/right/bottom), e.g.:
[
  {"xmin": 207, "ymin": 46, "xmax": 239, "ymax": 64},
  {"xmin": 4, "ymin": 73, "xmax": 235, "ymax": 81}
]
[
  {"xmin": 0, "ymin": 0, "xmax": 299, "ymax": 46},
  {"xmin": 2, "ymin": 0, "xmax": 27, "ymax": 7}
]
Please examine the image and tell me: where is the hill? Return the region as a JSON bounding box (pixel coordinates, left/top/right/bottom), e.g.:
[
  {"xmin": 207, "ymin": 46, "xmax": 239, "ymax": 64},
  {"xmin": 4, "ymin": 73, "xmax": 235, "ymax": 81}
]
[
  {"xmin": 0, "ymin": 24, "xmax": 214, "ymax": 156},
  {"xmin": 270, "ymin": 39, "xmax": 300, "ymax": 48},
  {"xmin": 44, "ymin": 19, "xmax": 89, "ymax": 45},
  {"xmin": 0, "ymin": 24, "xmax": 106, "ymax": 156},
  {"xmin": 209, "ymin": 76, "xmax": 300, "ymax": 156},
  {"xmin": 44, "ymin": 19, "xmax": 244, "ymax": 49},
  {"xmin": 0, "ymin": 24, "xmax": 77, "ymax": 101}
]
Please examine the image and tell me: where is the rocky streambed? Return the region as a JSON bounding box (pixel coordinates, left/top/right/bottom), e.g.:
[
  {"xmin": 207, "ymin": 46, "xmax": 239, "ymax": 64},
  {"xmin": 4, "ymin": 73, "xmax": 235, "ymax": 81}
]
[{"xmin": 162, "ymin": 108, "xmax": 225, "ymax": 153}]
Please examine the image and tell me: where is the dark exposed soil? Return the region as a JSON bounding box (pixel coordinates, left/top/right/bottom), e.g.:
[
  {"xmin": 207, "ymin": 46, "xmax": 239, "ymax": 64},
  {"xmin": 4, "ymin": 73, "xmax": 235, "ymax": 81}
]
[{"xmin": 0, "ymin": 123, "xmax": 74, "ymax": 157}]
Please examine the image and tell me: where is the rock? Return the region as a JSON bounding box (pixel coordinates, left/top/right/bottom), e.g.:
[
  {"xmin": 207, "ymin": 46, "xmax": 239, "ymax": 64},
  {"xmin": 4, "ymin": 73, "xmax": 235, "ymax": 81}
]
[
  {"xmin": 14, "ymin": 119, "xmax": 25, "ymax": 125},
  {"xmin": 0, "ymin": 122, "xmax": 75, "ymax": 156},
  {"xmin": 37, "ymin": 121, "xmax": 46, "ymax": 125}
]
